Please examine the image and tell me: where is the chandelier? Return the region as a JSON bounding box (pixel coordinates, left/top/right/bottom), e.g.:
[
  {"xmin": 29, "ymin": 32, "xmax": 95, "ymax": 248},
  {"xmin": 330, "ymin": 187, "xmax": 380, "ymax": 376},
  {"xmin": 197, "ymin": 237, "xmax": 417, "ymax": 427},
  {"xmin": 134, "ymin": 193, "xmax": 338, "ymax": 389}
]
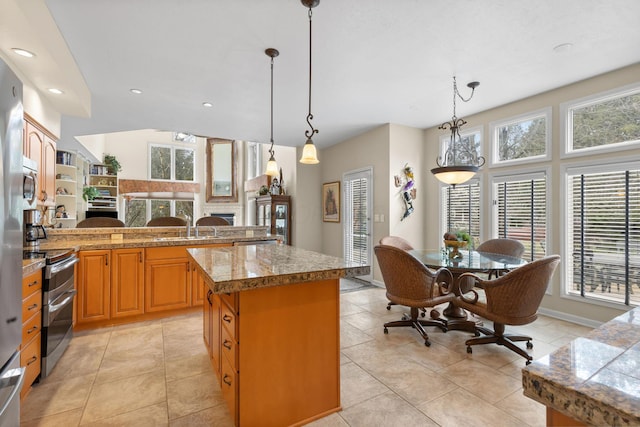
[
  {"xmin": 299, "ymin": 0, "xmax": 320, "ymax": 164},
  {"xmin": 264, "ymin": 48, "xmax": 280, "ymax": 177},
  {"xmin": 431, "ymin": 76, "xmax": 485, "ymax": 186}
]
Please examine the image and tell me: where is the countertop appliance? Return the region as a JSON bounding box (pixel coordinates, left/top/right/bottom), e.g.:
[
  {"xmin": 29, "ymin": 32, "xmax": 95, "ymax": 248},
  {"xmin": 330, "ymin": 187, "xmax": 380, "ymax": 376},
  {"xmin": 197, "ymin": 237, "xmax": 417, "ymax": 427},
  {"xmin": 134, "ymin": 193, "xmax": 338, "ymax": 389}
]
[
  {"xmin": 23, "ymin": 209, "xmax": 47, "ymax": 247},
  {"xmin": 0, "ymin": 59, "xmax": 26, "ymax": 425}
]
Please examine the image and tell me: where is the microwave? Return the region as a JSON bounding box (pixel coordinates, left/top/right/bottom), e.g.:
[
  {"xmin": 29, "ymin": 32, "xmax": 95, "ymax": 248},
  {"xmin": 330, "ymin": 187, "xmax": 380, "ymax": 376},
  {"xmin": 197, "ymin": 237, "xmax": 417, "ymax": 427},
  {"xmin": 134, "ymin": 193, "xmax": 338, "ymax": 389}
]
[{"xmin": 23, "ymin": 156, "xmax": 38, "ymax": 209}]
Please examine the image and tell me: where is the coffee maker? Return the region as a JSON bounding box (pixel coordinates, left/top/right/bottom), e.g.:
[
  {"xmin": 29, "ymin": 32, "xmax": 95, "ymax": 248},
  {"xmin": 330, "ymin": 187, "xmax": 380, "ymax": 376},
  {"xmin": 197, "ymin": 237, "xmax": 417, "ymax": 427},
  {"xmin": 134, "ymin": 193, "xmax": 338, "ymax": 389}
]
[{"xmin": 24, "ymin": 209, "xmax": 47, "ymax": 247}]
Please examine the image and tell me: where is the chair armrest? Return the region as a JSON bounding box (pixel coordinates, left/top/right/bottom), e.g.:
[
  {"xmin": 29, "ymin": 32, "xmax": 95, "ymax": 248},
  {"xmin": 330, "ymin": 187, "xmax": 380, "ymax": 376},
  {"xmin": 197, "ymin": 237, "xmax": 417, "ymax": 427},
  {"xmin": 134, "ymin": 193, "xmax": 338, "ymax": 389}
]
[{"xmin": 434, "ymin": 267, "xmax": 454, "ymax": 295}]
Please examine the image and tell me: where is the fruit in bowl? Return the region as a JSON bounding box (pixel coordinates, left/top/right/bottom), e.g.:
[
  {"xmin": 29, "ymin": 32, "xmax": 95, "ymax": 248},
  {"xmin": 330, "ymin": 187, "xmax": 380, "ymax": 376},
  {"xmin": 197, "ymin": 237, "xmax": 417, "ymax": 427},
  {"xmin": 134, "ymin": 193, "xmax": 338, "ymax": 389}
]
[{"xmin": 443, "ymin": 232, "xmax": 468, "ymax": 260}]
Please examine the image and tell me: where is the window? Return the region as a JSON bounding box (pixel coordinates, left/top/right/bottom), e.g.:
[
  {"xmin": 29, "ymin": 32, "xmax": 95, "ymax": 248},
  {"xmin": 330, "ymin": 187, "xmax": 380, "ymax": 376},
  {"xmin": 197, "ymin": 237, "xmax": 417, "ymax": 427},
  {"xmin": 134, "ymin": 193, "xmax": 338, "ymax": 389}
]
[
  {"xmin": 246, "ymin": 142, "xmax": 262, "ymax": 180},
  {"xmin": 124, "ymin": 199, "xmax": 194, "ymax": 226},
  {"xmin": 564, "ymin": 162, "xmax": 640, "ymax": 306},
  {"xmin": 440, "ymin": 179, "xmax": 480, "ymax": 247},
  {"xmin": 491, "ymin": 172, "xmax": 548, "ymax": 261},
  {"xmin": 490, "ymin": 108, "xmax": 551, "ymax": 165},
  {"xmin": 149, "ymin": 143, "xmax": 195, "ymax": 181},
  {"xmin": 562, "ymin": 84, "xmax": 640, "ymax": 157}
]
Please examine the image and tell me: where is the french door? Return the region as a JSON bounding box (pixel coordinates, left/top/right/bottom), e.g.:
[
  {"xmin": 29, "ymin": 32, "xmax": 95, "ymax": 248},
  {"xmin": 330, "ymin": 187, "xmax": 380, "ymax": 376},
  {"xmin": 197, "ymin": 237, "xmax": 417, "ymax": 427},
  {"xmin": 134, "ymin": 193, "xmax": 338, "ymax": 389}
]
[{"xmin": 343, "ymin": 168, "xmax": 373, "ymax": 281}]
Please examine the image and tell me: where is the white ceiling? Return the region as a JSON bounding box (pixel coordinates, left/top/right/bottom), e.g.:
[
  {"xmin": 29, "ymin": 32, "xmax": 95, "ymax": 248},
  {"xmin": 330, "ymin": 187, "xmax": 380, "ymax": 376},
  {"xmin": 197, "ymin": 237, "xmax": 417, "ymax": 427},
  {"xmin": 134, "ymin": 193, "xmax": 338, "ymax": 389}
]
[{"xmin": 4, "ymin": 0, "xmax": 640, "ymax": 150}]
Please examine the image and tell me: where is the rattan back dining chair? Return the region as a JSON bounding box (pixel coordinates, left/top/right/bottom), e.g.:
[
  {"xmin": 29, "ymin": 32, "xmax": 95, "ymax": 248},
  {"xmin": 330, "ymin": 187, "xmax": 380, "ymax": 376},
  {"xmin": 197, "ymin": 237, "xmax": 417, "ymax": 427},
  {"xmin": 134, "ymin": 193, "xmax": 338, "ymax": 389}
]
[
  {"xmin": 378, "ymin": 236, "xmax": 424, "ymax": 315},
  {"xmin": 374, "ymin": 244, "xmax": 454, "ymax": 346},
  {"xmin": 195, "ymin": 216, "xmax": 230, "ymax": 226},
  {"xmin": 453, "ymin": 255, "xmax": 560, "ymax": 364},
  {"xmin": 476, "ymin": 238, "xmax": 526, "ymax": 279},
  {"xmin": 146, "ymin": 216, "xmax": 187, "ymax": 227},
  {"xmin": 76, "ymin": 217, "xmax": 125, "ymax": 228}
]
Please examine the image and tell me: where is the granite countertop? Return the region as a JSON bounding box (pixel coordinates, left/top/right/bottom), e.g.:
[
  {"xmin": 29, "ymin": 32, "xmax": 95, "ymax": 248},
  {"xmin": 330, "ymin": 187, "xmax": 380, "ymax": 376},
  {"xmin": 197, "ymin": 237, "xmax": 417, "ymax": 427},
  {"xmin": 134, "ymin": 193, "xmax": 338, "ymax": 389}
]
[
  {"xmin": 22, "ymin": 258, "xmax": 46, "ymax": 277},
  {"xmin": 522, "ymin": 307, "xmax": 640, "ymax": 426},
  {"xmin": 188, "ymin": 245, "xmax": 370, "ymax": 294},
  {"xmin": 34, "ymin": 235, "xmax": 278, "ymax": 252}
]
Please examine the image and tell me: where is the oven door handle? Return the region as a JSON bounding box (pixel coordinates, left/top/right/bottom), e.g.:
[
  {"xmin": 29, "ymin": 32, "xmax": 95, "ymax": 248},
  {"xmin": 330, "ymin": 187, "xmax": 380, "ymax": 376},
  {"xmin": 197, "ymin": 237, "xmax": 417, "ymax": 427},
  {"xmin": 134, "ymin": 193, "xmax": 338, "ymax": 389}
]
[
  {"xmin": 48, "ymin": 289, "xmax": 77, "ymax": 313},
  {"xmin": 49, "ymin": 256, "xmax": 79, "ymax": 276}
]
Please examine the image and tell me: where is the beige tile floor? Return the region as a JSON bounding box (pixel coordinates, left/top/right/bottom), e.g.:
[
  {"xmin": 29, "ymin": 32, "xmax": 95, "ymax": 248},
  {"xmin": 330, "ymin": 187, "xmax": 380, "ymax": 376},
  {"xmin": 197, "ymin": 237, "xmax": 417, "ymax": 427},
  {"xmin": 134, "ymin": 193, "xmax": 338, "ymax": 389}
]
[{"xmin": 21, "ymin": 284, "xmax": 592, "ymax": 427}]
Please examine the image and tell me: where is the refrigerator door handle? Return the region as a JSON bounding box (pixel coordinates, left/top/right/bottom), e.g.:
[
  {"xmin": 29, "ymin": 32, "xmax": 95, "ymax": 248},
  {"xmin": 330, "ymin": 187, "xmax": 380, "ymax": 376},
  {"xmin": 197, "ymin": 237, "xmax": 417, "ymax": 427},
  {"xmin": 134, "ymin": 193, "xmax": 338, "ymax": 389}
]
[{"xmin": 0, "ymin": 365, "xmax": 25, "ymax": 419}]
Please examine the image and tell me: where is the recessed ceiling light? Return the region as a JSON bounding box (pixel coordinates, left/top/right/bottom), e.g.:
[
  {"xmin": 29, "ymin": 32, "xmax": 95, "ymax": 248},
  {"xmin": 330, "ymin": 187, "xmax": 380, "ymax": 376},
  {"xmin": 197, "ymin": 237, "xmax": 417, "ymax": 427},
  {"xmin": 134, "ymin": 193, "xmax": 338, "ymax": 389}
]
[
  {"xmin": 130, "ymin": 89, "xmax": 143, "ymax": 94},
  {"xmin": 48, "ymin": 88, "xmax": 63, "ymax": 95},
  {"xmin": 12, "ymin": 48, "xmax": 35, "ymax": 58},
  {"xmin": 202, "ymin": 102, "xmax": 213, "ymax": 108},
  {"xmin": 553, "ymin": 43, "xmax": 573, "ymax": 53}
]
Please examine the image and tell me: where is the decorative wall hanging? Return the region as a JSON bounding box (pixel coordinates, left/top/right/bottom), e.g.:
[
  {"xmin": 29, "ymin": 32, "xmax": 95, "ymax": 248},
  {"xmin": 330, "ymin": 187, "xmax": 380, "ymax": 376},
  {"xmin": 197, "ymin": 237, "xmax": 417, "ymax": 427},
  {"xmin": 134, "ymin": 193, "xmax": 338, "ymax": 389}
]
[
  {"xmin": 322, "ymin": 181, "xmax": 340, "ymax": 222},
  {"xmin": 396, "ymin": 164, "xmax": 416, "ymax": 221}
]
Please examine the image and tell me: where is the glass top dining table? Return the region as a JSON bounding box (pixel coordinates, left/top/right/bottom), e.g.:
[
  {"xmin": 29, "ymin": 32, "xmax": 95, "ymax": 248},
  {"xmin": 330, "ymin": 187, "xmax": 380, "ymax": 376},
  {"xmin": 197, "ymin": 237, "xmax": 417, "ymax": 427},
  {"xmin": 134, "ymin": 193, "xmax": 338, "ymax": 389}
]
[{"xmin": 408, "ymin": 249, "xmax": 528, "ymax": 276}]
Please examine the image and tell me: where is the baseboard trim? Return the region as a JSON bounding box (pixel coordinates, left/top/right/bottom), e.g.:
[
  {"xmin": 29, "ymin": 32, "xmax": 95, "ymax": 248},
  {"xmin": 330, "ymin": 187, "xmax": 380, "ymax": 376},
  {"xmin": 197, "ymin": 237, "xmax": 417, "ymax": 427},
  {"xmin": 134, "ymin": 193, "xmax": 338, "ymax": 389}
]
[{"xmin": 537, "ymin": 307, "xmax": 603, "ymax": 328}]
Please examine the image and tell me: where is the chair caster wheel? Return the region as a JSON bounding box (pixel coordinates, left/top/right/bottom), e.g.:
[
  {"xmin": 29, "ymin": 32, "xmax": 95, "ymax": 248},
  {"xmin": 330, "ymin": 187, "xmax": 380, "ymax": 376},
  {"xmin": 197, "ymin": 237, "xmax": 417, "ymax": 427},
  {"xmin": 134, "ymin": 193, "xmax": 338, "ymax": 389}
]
[
  {"xmin": 386, "ymin": 305, "xmax": 391, "ymax": 311},
  {"xmin": 424, "ymin": 340, "xmax": 431, "ymax": 347},
  {"xmin": 526, "ymin": 341, "xmax": 533, "ymax": 349},
  {"xmin": 474, "ymin": 331, "xmax": 480, "ymax": 337},
  {"xmin": 526, "ymin": 360, "xmax": 532, "ymax": 365},
  {"xmin": 421, "ymin": 311, "xmax": 426, "ymax": 318},
  {"xmin": 383, "ymin": 327, "xmax": 388, "ymax": 334},
  {"xmin": 466, "ymin": 346, "xmax": 472, "ymax": 354}
]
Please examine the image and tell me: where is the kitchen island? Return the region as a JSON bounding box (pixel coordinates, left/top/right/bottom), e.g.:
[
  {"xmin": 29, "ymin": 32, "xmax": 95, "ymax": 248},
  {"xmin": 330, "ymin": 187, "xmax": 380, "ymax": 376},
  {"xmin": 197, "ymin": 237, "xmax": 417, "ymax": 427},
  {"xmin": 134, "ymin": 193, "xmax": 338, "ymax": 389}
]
[
  {"xmin": 522, "ymin": 306, "xmax": 640, "ymax": 426},
  {"xmin": 188, "ymin": 244, "xmax": 369, "ymax": 427}
]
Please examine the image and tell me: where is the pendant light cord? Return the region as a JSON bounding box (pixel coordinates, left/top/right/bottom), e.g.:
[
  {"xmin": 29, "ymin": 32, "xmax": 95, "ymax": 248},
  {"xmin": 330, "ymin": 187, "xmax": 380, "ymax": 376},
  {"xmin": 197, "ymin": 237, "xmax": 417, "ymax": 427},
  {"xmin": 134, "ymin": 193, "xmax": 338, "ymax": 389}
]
[
  {"xmin": 305, "ymin": 7, "xmax": 318, "ymax": 139},
  {"xmin": 270, "ymin": 55, "xmax": 275, "ymax": 154}
]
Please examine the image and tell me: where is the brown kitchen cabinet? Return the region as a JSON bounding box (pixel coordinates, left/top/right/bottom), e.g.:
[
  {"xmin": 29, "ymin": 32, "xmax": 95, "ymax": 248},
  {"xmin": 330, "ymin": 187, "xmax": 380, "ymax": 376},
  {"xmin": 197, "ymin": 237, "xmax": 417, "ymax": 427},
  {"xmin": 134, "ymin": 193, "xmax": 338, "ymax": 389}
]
[
  {"xmin": 77, "ymin": 250, "xmax": 111, "ymax": 324},
  {"xmin": 24, "ymin": 114, "xmax": 57, "ymax": 207},
  {"xmin": 21, "ymin": 269, "xmax": 42, "ymax": 399},
  {"xmin": 204, "ymin": 289, "xmax": 221, "ymax": 379},
  {"xmin": 255, "ymin": 195, "xmax": 291, "ymax": 245},
  {"xmin": 111, "ymin": 248, "xmax": 145, "ymax": 318}
]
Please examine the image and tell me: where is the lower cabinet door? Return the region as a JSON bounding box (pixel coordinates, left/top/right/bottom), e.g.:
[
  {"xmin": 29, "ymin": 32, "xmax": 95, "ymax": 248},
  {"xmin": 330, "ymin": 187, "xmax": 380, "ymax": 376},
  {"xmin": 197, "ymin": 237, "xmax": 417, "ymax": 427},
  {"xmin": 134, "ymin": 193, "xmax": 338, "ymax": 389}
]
[
  {"xmin": 78, "ymin": 250, "xmax": 111, "ymax": 324},
  {"xmin": 220, "ymin": 353, "xmax": 238, "ymax": 425},
  {"xmin": 111, "ymin": 248, "xmax": 144, "ymax": 318},
  {"xmin": 145, "ymin": 259, "xmax": 191, "ymax": 312}
]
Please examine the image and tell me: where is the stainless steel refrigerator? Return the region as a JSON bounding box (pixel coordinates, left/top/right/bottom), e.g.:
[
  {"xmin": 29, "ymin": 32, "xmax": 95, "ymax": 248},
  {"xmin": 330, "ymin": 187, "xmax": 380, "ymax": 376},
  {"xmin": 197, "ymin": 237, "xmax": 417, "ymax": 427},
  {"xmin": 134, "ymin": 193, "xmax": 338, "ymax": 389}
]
[{"xmin": 0, "ymin": 58, "xmax": 26, "ymax": 427}]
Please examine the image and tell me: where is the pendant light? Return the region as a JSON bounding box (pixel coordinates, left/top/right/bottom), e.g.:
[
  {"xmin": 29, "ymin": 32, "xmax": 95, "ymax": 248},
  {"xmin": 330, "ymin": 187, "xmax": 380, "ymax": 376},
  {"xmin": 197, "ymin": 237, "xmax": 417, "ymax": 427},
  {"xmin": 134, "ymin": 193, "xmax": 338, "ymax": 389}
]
[
  {"xmin": 299, "ymin": 0, "xmax": 320, "ymax": 164},
  {"xmin": 264, "ymin": 48, "xmax": 280, "ymax": 177},
  {"xmin": 431, "ymin": 76, "xmax": 485, "ymax": 186}
]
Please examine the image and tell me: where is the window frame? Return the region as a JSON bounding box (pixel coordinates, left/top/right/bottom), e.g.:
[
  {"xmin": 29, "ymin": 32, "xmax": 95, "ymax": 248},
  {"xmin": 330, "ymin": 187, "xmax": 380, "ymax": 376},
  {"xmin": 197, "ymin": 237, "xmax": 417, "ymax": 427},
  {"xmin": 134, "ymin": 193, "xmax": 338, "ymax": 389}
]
[
  {"xmin": 560, "ymin": 82, "xmax": 640, "ymax": 159},
  {"xmin": 489, "ymin": 167, "xmax": 550, "ymax": 264},
  {"xmin": 560, "ymin": 156, "xmax": 640, "ymax": 309},
  {"xmin": 148, "ymin": 142, "xmax": 196, "ymax": 182},
  {"xmin": 489, "ymin": 107, "xmax": 552, "ymax": 167}
]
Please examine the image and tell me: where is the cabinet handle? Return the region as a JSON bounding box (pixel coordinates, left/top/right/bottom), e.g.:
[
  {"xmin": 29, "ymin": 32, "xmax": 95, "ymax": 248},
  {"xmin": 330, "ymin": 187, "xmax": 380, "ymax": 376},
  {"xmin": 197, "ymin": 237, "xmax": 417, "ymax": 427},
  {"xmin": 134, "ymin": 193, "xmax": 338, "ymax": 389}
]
[
  {"xmin": 40, "ymin": 190, "xmax": 47, "ymax": 202},
  {"xmin": 27, "ymin": 303, "xmax": 38, "ymax": 311},
  {"xmin": 139, "ymin": 252, "xmax": 142, "ymax": 263},
  {"xmin": 222, "ymin": 314, "xmax": 232, "ymax": 323},
  {"xmin": 27, "ymin": 356, "xmax": 38, "ymax": 365},
  {"xmin": 28, "ymin": 280, "xmax": 38, "ymax": 287},
  {"xmin": 27, "ymin": 325, "xmax": 38, "ymax": 334},
  {"xmin": 223, "ymin": 340, "xmax": 232, "ymax": 350},
  {"xmin": 206, "ymin": 290, "xmax": 213, "ymax": 304},
  {"xmin": 223, "ymin": 374, "xmax": 232, "ymax": 386},
  {"xmin": 105, "ymin": 254, "xmax": 109, "ymax": 266}
]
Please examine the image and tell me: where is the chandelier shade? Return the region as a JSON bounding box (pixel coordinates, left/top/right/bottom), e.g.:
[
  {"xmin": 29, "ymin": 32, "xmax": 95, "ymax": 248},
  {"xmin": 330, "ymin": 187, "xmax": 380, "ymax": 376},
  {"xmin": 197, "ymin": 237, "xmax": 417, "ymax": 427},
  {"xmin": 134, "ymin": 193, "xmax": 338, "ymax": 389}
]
[
  {"xmin": 299, "ymin": 0, "xmax": 320, "ymax": 165},
  {"xmin": 431, "ymin": 76, "xmax": 484, "ymax": 186}
]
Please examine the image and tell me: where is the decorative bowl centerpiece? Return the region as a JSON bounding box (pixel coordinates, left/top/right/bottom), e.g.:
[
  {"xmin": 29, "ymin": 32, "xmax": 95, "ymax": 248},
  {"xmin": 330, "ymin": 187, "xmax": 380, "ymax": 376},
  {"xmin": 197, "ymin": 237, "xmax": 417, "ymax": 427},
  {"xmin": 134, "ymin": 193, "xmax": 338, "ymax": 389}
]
[{"xmin": 444, "ymin": 240, "xmax": 467, "ymax": 260}]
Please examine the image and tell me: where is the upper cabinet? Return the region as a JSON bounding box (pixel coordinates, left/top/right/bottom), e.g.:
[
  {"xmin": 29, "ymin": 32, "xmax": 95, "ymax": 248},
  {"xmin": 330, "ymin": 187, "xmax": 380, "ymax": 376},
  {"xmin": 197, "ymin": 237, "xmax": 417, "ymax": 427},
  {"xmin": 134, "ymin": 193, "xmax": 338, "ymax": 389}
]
[{"xmin": 24, "ymin": 114, "xmax": 57, "ymax": 207}]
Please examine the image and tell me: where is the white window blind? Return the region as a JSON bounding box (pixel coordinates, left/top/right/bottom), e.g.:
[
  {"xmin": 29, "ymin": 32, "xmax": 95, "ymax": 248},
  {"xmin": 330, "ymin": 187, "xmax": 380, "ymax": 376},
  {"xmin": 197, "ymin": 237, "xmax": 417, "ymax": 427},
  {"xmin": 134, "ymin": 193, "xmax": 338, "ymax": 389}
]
[
  {"xmin": 344, "ymin": 176, "xmax": 369, "ymax": 266},
  {"xmin": 567, "ymin": 166, "xmax": 640, "ymax": 306},
  {"xmin": 493, "ymin": 175, "xmax": 547, "ymax": 261},
  {"xmin": 441, "ymin": 180, "xmax": 480, "ymax": 247}
]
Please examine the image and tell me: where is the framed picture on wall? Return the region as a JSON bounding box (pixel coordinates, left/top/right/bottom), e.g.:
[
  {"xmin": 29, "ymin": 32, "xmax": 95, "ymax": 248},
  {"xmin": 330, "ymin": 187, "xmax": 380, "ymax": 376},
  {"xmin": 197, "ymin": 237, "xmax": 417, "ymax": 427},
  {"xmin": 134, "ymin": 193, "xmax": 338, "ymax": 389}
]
[{"xmin": 322, "ymin": 181, "xmax": 340, "ymax": 223}]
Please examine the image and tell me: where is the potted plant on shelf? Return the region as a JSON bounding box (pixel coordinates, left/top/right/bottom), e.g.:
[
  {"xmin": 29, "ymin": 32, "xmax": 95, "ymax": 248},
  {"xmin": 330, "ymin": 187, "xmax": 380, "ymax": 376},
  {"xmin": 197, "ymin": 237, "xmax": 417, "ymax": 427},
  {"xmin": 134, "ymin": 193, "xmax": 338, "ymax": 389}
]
[
  {"xmin": 103, "ymin": 154, "xmax": 121, "ymax": 175},
  {"xmin": 82, "ymin": 186, "xmax": 100, "ymax": 201}
]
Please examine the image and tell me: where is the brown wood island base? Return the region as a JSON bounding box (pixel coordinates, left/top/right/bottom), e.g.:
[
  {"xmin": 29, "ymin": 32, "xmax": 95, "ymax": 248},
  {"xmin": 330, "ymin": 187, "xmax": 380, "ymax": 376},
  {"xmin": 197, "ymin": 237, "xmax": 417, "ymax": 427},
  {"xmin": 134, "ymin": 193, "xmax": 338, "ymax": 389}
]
[{"xmin": 188, "ymin": 244, "xmax": 369, "ymax": 427}]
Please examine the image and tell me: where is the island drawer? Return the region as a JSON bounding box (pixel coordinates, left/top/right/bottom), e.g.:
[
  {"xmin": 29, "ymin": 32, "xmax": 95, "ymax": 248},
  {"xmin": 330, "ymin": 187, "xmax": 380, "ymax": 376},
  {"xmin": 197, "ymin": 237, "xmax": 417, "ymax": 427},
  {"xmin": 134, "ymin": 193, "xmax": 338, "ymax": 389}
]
[
  {"xmin": 221, "ymin": 292, "xmax": 237, "ymax": 311},
  {"xmin": 221, "ymin": 323, "xmax": 237, "ymax": 370},
  {"xmin": 145, "ymin": 246, "xmax": 188, "ymax": 260},
  {"xmin": 220, "ymin": 301, "xmax": 237, "ymax": 340},
  {"xmin": 22, "ymin": 290, "xmax": 42, "ymax": 322},
  {"xmin": 220, "ymin": 352, "xmax": 238, "ymax": 425},
  {"xmin": 22, "ymin": 270, "xmax": 42, "ymax": 298}
]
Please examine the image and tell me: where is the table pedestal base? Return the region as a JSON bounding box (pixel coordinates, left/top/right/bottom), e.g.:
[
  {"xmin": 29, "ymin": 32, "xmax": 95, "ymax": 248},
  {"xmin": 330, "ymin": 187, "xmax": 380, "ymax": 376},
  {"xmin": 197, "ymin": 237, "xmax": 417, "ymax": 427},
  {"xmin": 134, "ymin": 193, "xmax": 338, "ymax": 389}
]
[{"xmin": 443, "ymin": 303, "xmax": 482, "ymax": 333}]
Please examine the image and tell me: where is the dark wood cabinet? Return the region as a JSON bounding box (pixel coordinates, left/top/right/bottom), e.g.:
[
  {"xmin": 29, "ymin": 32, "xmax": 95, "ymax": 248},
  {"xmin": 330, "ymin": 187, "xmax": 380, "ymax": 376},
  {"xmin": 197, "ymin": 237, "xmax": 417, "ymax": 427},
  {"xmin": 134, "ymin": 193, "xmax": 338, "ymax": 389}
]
[{"xmin": 256, "ymin": 195, "xmax": 291, "ymax": 245}]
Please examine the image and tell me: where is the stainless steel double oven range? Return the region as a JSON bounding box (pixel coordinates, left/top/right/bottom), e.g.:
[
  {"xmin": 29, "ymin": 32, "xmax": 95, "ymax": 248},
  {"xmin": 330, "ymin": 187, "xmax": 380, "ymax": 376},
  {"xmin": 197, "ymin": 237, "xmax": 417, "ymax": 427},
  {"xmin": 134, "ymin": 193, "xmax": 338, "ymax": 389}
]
[{"xmin": 23, "ymin": 248, "xmax": 78, "ymax": 378}]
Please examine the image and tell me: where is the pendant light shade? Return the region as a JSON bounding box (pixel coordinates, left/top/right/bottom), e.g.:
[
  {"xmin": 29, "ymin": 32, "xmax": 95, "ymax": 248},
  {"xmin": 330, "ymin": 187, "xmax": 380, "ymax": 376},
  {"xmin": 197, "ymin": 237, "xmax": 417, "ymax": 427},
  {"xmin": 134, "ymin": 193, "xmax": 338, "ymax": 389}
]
[
  {"xmin": 264, "ymin": 48, "xmax": 280, "ymax": 177},
  {"xmin": 431, "ymin": 76, "xmax": 485, "ymax": 186},
  {"xmin": 299, "ymin": 0, "xmax": 320, "ymax": 165}
]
